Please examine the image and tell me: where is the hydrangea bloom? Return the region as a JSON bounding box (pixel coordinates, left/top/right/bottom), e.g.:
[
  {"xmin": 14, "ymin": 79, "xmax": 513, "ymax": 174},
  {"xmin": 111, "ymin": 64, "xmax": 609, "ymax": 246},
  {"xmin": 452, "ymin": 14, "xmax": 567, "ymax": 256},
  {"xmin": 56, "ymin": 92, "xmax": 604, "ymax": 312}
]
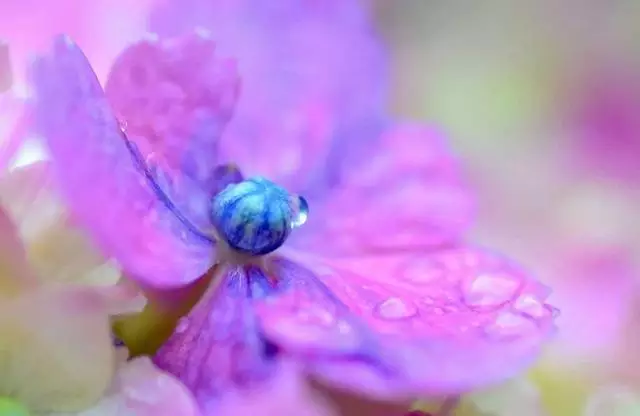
[{"xmin": 26, "ymin": 28, "xmax": 557, "ymax": 416}]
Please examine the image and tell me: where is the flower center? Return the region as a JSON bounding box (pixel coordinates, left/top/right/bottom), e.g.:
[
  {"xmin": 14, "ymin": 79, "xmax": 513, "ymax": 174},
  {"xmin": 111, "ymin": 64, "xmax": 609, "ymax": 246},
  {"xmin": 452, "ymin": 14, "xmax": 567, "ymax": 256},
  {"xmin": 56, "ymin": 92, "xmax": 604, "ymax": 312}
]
[
  {"xmin": 210, "ymin": 176, "xmax": 308, "ymax": 256},
  {"xmin": 0, "ymin": 398, "xmax": 30, "ymax": 416}
]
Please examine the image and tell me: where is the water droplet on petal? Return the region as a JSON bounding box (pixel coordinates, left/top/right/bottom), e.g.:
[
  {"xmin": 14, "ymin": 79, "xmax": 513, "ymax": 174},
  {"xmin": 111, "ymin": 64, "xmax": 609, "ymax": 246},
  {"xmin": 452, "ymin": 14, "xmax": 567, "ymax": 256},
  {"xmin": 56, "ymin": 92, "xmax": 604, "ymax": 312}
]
[
  {"xmin": 290, "ymin": 195, "xmax": 308, "ymax": 228},
  {"xmin": 265, "ymin": 315, "xmax": 359, "ymax": 352},
  {"xmin": 484, "ymin": 311, "xmax": 537, "ymax": 339},
  {"xmin": 297, "ymin": 306, "xmax": 335, "ymax": 327},
  {"xmin": 374, "ymin": 297, "xmax": 418, "ymax": 320},
  {"xmin": 433, "ymin": 307, "xmax": 445, "ymax": 315},
  {"xmin": 175, "ymin": 318, "xmax": 190, "ymax": 334},
  {"xmin": 194, "ymin": 27, "xmax": 211, "ymax": 39},
  {"xmin": 462, "ymin": 273, "xmax": 521, "ymax": 309},
  {"xmin": 513, "ymin": 294, "xmax": 546, "ymax": 318}
]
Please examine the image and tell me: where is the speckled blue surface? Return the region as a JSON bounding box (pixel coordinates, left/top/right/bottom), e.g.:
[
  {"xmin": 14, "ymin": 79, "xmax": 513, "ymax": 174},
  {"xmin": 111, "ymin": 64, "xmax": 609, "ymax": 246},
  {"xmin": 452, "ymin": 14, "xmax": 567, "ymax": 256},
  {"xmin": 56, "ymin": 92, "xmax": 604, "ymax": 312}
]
[{"xmin": 210, "ymin": 176, "xmax": 304, "ymax": 255}]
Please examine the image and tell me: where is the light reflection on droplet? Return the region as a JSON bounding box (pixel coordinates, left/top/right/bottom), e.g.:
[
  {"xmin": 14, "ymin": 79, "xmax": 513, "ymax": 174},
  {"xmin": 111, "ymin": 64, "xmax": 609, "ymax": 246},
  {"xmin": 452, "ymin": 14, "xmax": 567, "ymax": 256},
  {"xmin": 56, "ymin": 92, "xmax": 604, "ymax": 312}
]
[
  {"xmin": 290, "ymin": 195, "xmax": 309, "ymax": 228},
  {"xmin": 175, "ymin": 318, "xmax": 190, "ymax": 334},
  {"xmin": 374, "ymin": 297, "xmax": 418, "ymax": 320}
]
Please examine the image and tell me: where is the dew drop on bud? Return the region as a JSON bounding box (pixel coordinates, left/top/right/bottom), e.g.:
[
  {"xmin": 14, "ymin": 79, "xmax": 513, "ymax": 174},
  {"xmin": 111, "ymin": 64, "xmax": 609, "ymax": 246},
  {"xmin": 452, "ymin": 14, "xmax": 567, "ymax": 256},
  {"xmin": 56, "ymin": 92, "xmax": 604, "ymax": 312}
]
[{"xmin": 290, "ymin": 195, "xmax": 309, "ymax": 228}]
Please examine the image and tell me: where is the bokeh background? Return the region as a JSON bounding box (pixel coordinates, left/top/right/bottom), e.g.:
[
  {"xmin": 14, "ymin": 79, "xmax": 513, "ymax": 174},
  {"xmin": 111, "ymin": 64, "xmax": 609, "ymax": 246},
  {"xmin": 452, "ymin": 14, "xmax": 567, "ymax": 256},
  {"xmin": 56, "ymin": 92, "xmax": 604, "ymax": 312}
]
[
  {"xmin": 373, "ymin": 2, "xmax": 640, "ymax": 415},
  {"xmin": 1, "ymin": 1, "xmax": 639, "ymax": 414}
]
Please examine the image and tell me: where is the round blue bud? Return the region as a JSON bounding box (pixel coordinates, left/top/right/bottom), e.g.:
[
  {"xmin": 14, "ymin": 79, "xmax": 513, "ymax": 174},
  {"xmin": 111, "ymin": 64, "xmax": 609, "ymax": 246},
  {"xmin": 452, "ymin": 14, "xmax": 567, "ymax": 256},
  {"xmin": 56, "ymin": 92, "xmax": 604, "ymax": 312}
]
[{"xmin": 210, "ymin": 176, "xmax": 307, "ymax": 256}]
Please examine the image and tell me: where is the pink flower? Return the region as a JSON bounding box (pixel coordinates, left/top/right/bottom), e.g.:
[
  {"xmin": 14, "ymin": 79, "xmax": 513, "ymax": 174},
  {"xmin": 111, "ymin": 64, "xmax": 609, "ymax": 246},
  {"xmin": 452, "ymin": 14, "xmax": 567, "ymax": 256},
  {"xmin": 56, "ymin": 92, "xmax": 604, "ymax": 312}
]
[{"xmin": 25, "ymin": 24, "xmax": 557, "ymax": 416}]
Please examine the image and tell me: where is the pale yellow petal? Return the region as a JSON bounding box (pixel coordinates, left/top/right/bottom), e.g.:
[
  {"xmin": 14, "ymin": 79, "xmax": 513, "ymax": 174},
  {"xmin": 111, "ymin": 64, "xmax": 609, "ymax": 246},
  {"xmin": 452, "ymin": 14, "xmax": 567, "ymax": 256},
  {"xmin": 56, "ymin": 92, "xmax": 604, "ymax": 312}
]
[
  {"xmin": 97, "ymin": 278, "xmax": 146, "ymax": 316},
  {"xmin": 0, "ymin": 162, "xmax": 61, "ymax": 241},
  {"xmin": 0, "ymin": 202, "xmax": 37, "ymax": 296},
  {"xmin": 0, "ymin": 287, "xmax": 114, "ymax": 413},
  {"xmin": 0, "ymin": 162, "xmax": 120, "ymax": 286},
  {"xmin": 28, "ymin": 223, "xmax": 118, "ymax": 286}
]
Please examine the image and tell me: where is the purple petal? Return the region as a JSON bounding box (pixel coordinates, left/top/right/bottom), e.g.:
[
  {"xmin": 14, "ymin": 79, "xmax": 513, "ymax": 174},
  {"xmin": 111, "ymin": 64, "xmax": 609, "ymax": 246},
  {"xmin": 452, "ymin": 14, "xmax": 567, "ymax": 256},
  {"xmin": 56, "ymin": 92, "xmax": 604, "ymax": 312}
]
[
  {"xmin": 105, "ymin": 31, "xmax": 241, "ymax": 229},
  {"xmin": 154, "ymin": 265, "xmax": 278, "ymax": 407},
  {"xmin": 290, "ymin": 123, "xmax": 475, "ymax": 256},
  {"xmin": 159, "ymin": 249, "xmax": 555, "ymax": 404},
  {"xmin": 149, "ymin": 0, "xmax": 388, "ymax": 192},
  {"xmin": 28, "ymin": 35, "xmax": 213, "ymax": 288}
]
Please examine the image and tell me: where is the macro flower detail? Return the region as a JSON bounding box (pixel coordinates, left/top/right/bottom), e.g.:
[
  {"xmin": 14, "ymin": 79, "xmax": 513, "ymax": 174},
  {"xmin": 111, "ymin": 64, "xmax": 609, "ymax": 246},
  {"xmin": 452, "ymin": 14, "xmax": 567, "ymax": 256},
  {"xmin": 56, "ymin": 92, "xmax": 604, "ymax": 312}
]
[
  {"xmin": 210, "ymin": 176, "xmax": 309, "ymax": 256},
  {"xmin": 26, "ymin": 29, "xmax": 557, "ymax": 416},
  {"xmin": 148, "ymin": 0, "xmax": 389, "ymax": 192}
]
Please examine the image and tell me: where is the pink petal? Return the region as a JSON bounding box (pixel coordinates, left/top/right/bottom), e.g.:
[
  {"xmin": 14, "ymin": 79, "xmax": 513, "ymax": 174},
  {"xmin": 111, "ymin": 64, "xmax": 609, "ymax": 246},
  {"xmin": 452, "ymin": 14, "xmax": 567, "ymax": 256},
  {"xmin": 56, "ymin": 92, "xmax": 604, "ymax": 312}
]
[
  {"xmin": 0, "ymin": 0, "xmax": 153, "ymax": 87},
  {"xmin": 212, "ymin": 361, "xmax": 335, "ymax": 416},
  {"xmin": 290, "ymin": 123, "xmax": 475, "ymax": 256},
  {"xmin": 149, "ymin": 0, "xmax": 388, "ymax": 192},
  {"xmin": 257, "ymin": 249, "xmax": 555, "ymax": 399},
  {"xmin": 212, "ymin": 360, "xmax": 409, "ymax": 416},
  {"xmin": 104, "ymin": 31, "xmax": 240, "ymax": 230},
  {"xmin": 157, "ymin": 248, "xmax": 555, "ymax": 406},
  {"xmin": 27, "ymin": 35, "xmax": 213, "ymax": 288},
  {"xmin": 154, "ymin": 265, "xmax": 274, "ymax": 404}
]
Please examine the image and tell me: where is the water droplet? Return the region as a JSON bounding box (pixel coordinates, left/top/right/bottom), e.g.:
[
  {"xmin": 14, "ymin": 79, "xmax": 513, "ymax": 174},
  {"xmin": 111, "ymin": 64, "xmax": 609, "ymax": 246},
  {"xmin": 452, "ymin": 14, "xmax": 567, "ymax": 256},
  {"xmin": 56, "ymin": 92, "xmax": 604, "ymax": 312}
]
[
  {"xmin": 336, "ymin": 319, "xmax": 353, "ymax": 335},
  {"xmin": 175, "ymin": 318, "xmax": 190, "ymax": 334},
  {"xmin": 297, "ymin": 306, "xmax": 335, "ymax": 327},
  {"xmin": 290, "ymin": 195, "xmax": 309, "ymax": 228},
  {"xmin": 484, "ymin": 311, "xmax": 536, "ymax": 339},
  {"xmin": 142, "ymin": 33, "xmax": 159, "ymax": 44},
  {"xmin": 462, "ymin": 273, "xmax": 521, "ymax": 309},
  {"xmin": 194, "ymin": 27, "xmax": 211, "ymax": 39},
  {"xmin": 513, "ymin": 294, "xmax": 545, "ymax": 318},
  {"xmin": 422, "ymin": 297, "xmax": 435, "ymax": 305},
  {"xmin": 374, "ymin": 297, "xmax": 418, "ymax": 320}
]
